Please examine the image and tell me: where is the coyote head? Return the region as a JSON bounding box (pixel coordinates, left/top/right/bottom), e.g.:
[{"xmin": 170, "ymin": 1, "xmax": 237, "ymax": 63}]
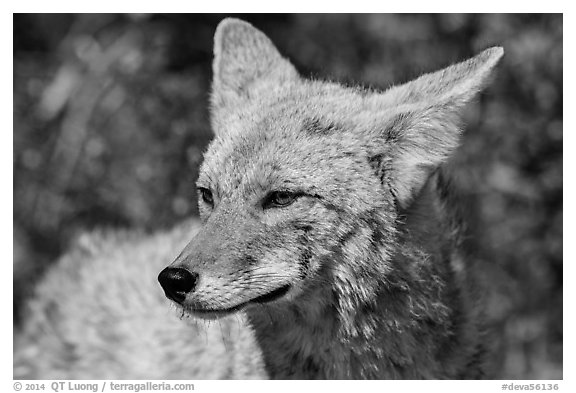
[{"xmin": 158, "ymin": 18, "xmax": 502, "ymax": 321}]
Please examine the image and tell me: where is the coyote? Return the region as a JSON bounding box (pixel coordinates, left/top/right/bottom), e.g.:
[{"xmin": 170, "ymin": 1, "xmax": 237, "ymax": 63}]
[{"xmin": 14, "ymin": 18, "xmax": 503, "ymax": 379}]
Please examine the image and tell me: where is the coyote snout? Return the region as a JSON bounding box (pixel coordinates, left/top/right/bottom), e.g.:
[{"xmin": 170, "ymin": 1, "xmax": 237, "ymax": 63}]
[{"xmin": 158, "ymin": 198, "xmax": 304, "ymax": 319}]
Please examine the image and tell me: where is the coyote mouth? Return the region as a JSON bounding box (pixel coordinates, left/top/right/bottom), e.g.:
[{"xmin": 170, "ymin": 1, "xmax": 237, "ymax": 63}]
[
  {"xmin": 189, "ymin": 284, "xmax": 291, "ymax": 320},
  {"xmin": 251, "ymin": 284, "xmax": 291, "ymax": 303}
]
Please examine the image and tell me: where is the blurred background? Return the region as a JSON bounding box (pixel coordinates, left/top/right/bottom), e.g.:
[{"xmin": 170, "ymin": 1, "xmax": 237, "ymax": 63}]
[{"xmin": 13, "ymin": 14, "xmax": 562, "ymax": 379}]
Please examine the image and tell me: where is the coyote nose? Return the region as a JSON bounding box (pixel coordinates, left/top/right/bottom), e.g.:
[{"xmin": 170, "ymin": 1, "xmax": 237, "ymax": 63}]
[{"xmin": 158, "ymin": 267, "xmax": 199, "ymax": 303}]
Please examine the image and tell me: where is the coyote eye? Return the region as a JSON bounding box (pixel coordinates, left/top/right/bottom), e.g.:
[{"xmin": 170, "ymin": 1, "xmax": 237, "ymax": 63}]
[
  {"xmin": 198, "ymin": 187, "xmax": 214, "ymax": 206},
  {"xmin": 263, "ymin": 191, "xmax": 300, "ymax": 209}
]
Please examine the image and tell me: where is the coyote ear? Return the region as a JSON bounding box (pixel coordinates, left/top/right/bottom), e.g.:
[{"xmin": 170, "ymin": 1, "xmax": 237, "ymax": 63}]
[
  {"xmin": 211, "ymin": 18, "xmax": 298, "ymax": 119},
  {"xmin": 369, "ymin": 47, "xmax": 504, "ymax": 208}
]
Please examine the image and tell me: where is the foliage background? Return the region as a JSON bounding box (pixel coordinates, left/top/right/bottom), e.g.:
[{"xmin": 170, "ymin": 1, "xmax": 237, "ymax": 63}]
[{"xmin": 13, "ymin": 14, "xmax": 562, "ymax": 379}]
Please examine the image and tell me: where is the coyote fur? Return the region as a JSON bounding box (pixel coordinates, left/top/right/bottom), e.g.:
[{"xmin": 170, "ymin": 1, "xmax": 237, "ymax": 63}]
[{"xmin": 14, "ymin": 18, "xmax": 503, "ymax": 379}]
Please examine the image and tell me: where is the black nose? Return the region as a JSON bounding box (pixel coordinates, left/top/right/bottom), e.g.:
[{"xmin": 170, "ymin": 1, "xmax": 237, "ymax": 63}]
[{"xmin": 158, "ymin": 267, "xmax": 199, "ymax": 303}]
